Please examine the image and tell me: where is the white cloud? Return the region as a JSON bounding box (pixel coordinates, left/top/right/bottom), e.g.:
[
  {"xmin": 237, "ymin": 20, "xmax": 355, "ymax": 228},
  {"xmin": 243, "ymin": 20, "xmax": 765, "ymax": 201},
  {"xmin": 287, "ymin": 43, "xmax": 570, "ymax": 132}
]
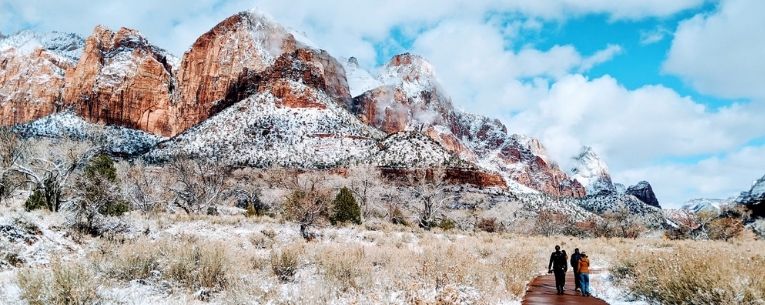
[
  {"xmin": 578, "ymin": 44, "xmax": 623, "ymax": 72},
  {"xmin": 2, "ymin": 0, "xmax": 705, "ymax": 59},
  {"xmin": 664, "ymin": 0, "xmax": 765, "ymax": 100},
  {"xmin": 509, "ymin": 75, "xmax": 765, "ymax": 169},
  {"xmin": 639, "ymin": 26, "xmax": 670, "ymax": 45},
  {"xmin": 410, "ymin": 19, "xmax": 623, "ymax": 116},
  {"xmin": 615, "ymin": 145, "xmax": 765, "ymax": 207}
]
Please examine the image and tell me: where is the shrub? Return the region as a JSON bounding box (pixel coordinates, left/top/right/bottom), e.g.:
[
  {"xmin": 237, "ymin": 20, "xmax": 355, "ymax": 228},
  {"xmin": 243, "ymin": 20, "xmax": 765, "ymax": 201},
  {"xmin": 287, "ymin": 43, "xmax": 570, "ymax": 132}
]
[
  {"xmin": 389, "ymin": 205, "xmax": 408, "ymax": 226},
  {"xmin": 330, "ymin": 187, "xmax": 361, "ymax": 225},
  {"xmin": 476, "ymin": 217, "xmax": 500, "ymax": 233},
  {"xmin": 17, "ymin": 260, "xmax": 98, "ymax": 305},
  {"xmin": 707, "ymin": 217, "xmax": 744, "ymax": 241},
  {"xmin": 166, "ymin": 242, "xmax": 230, "ymax": 290},
  {"xmin": 316, "ymin": 246, "xmax": 370, "ymax": 291},
  {"xmin": 270, "ymin": 246, "xmax": 301, "ymax": 282},
  {"xmin": 436, "ymin": 218, "xmax": 457, "ymax": 231},
  {"xmin": 24, "ymin": 189, "xmax": 47, "ymax": 211}
]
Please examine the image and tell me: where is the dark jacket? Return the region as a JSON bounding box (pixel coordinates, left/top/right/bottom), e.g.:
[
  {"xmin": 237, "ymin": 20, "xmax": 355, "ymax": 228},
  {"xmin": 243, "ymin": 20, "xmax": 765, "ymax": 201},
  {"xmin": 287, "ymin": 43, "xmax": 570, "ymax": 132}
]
[
  {"xmin": 548, "ymin": 251, "xmax": 567, "ymax": 271},
  {"xmin": 570, "ymin": 253, "xmax": 582, "ymax": 272}
]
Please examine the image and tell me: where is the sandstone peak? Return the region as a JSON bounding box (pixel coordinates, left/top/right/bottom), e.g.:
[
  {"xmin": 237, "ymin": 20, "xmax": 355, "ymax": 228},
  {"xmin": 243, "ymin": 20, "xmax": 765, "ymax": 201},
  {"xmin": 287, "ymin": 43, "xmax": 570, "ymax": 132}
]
[{"xmin": 381, "ymin": 53, "xmax": 437, "ymax": 86}]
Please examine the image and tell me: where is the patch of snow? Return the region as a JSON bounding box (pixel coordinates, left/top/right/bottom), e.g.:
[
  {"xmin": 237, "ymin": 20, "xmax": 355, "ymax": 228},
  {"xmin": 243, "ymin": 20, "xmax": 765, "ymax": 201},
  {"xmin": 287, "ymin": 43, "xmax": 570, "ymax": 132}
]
[
  {"xmin": 570, "ymin": 146, "xmax": 615, "ymax": 195},
  {"xmin": 341, "ymin": 57, "xmax": 382, "ymax": 97},
  {"xmin": 0, "ymin": 30, "xmax": 84, "ymax": 60},
  {"xmin": 13, "ymin": 111, "xmax": 165, "ymax": 155}
]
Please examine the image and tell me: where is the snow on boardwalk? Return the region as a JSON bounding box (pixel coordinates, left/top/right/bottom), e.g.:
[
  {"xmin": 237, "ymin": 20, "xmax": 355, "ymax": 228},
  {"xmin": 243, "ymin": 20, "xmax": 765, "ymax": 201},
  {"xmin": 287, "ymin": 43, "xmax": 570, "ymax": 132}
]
[{"xmin": 522, "ymin": 271, "xmax": 609, "ymax": 305}]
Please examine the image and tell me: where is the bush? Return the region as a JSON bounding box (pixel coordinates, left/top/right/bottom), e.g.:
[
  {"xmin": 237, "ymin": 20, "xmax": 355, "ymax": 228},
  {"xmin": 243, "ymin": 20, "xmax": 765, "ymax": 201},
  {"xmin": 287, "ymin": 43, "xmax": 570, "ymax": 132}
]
[
  {"xmin": 24, "ymin": 189, "xmax": 47, "ymax": 211},
  {"xmin": 270, "ymin": 246, "xmax": 301, "ymax": 282},
  {"xmin": 330, "ymin": 187, "xmax": 361, "ymax": 225},
  {"xmin": 17, "ymin": 260, "xmax": 98, "ymax": 305},
  {"xmin": 707, "ymin": 217, "xmax": 744, "ymax": 241},
  {"xmin": 166, "ymin": 242, "xmax": 230, "ymax": 290},
  {"xmin": 316, "ymin": 246, "xmax": 370, "ymax": 291},
  {"xmin": 476, "ymin": 217, "xmax": 500, "ymax": 233},
  {"xmin": 436, "ymin": 218, "xmax": 457, "ymax": 231}
]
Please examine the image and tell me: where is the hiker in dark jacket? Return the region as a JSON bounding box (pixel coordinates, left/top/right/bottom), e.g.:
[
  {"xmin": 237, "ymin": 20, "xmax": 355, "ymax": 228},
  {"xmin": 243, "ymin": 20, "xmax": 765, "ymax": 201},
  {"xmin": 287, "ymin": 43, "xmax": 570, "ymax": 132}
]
[
  {"xmin": 548, "ymin": 245, "xmax": 568, "ymax": 295},
  {"xmin": 570, "ymin": 248, "xmax": 583, "ymax": 293}
]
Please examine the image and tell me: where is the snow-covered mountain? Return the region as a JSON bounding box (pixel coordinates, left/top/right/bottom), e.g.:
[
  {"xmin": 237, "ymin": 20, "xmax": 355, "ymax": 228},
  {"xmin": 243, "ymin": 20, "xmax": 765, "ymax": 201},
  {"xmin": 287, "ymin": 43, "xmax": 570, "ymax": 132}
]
[
  {"xmin": 680, "ymin": 198, "xmax": 727, "ymax": 214},
  {"xmin": 570, "ymin": 146, "xmax": 615, "ymax": 195},
  {"xmin": 0, "ymin": 31, "xmax": 84, "ymax": 126},
  {"xmin": 1, "ymin": 9, "xmax": 667, "ymax": 215},
  {"xmin": 349, "ymin": 53, "xmax": 586, "ymax": 197}
]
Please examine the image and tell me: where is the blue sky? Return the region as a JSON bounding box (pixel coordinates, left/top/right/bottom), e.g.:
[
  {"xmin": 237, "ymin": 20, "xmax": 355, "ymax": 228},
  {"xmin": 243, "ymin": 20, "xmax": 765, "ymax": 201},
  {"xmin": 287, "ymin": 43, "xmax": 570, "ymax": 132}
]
[{"xmin": 1, "ymin": 0, "xmax": 764, "ymax": 207}]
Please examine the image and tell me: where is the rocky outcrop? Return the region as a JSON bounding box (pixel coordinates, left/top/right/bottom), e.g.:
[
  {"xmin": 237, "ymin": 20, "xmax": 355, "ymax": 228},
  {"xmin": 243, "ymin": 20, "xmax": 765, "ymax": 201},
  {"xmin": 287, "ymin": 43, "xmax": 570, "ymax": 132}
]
[
  {"xmin": 62, "ymin": 26, "xmax": 176, "ymax": 136},
  {"xmin": 173, "ymin": 11, "xmax": 298, "ymax": 134},
  {"xmin": 736, "ymin": 174, "xmax": 765, "ymax": 218},
  {"xmin": 350, "ymin": 54, "xmax": 586, "ymax": 197},
  {"xmin": 0, "ymin": 31, "xmax": 83, "ymax": 126},
  {"xmin": 379, "ymin": 167, "xmax": 506, "ymax": 188},
  {"xmin": 626, "ymin": 181, "xmax": 660, "ymax": 208}
]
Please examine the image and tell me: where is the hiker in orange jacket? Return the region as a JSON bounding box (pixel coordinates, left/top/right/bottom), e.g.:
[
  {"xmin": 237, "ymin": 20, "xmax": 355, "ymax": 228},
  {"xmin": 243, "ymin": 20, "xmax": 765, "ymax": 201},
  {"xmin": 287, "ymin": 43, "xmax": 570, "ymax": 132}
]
[{"xmin": 578, "ymin": 252, "xmax": 591, "ymax": 297}]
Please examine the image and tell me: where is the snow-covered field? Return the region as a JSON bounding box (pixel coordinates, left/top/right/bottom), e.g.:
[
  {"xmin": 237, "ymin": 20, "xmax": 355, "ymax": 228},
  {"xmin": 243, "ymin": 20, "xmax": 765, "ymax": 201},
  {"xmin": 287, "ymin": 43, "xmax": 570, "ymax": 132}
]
[{"xmin": 3, "ymin": 200, "xmax": 753, "ymax": 305}]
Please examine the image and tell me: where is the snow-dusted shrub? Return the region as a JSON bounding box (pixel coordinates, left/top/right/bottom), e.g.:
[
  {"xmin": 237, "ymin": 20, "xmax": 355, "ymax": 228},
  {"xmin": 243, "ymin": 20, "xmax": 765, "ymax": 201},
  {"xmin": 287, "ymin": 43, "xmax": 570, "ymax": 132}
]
[
  {"xmin": 270, "ymin": 244, "xmax": 302, "ymax": 282},
  {"xmin": 166, "ymin": 240, "xmax": 230, "ymax": 290},
  {"xmin": 17, "ymin": 260, "xmax": 98, "ymax": 305},
  {"xmin": 315, "ymin": 245, "xmax": 371, "ymax": 292},
  {"xmin": 612, "ymin": 244, "xmax": 765, "ymax": 304}
]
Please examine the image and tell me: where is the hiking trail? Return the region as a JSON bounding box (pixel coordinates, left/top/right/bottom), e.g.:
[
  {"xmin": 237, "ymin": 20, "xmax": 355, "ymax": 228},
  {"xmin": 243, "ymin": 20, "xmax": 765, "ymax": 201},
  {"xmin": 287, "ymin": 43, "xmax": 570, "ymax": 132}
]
[{"xmin": 521, "ymin": 271, "xmax": 609, "ymax": 305}]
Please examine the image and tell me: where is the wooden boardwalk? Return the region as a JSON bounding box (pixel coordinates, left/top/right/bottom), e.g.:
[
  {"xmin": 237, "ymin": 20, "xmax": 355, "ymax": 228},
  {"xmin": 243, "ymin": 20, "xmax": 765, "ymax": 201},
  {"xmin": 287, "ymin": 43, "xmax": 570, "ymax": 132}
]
[{"xmin": 521, "ymin": 271, "xmax": 609, "ymax": 305}]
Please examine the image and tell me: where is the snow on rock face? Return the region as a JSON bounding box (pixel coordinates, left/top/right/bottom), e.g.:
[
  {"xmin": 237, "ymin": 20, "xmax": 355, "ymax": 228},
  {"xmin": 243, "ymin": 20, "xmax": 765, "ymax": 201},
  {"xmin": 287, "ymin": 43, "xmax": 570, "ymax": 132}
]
[
  {"xmin": 736, "ymin": 174, "xmax": 765, "ymax": 218},
  {"xmin": 12, "ymin": 111, "xmax": 164, "ymax": 155},
  {"xmin": 570, "ymin": 146, "xmax": 615, "ymax": 195},
  {"xmin": 349, "ymin": 54, "xmax": 586, "ymax": 198},
  {"xmin": 626, "ymin": 181, "xmax": 661, "ymax": 208},
  {"xmin": 0, "ymin": 30, "xmax": 84, "ymax": 60},
  {"xmin": 146, "ymin": 80, "xmax": 383, "ymax": 168},
  {"xmin": 681, "ymin": 198, "xmax": 727, "ymax": 214},
  {"xmin": 342, "ymin": 57, "xmax": 381, "ymax": 97},
  {"xmin": 737, "ymin": 174, "xmax": 765, "ymax": 204},
  {"xmin": 0, "ymin": 31, "xmax": 83, "ymax": 126},
  {"xmin": 373, "ymin": 131, "xmax": 465, "ymax": 168},
  {"xmin": 62, "ymin": 26, "xmax": 177, "ymax": 136},
  {"xmin": 173, "ymin": 10, "xmax": 301, "ymax": 135}
]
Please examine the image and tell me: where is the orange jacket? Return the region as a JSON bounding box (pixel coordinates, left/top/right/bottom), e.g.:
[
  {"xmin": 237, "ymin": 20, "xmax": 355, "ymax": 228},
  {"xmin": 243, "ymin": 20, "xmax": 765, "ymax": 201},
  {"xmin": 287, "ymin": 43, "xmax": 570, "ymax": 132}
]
[{"xmin": 578, "ymin": 257, "xmax": 590, "ymax": 273}]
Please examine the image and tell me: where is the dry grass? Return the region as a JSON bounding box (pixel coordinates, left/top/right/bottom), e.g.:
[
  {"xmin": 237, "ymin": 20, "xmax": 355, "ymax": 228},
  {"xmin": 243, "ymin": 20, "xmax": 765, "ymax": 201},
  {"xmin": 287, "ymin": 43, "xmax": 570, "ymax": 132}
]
[
  {"xmin": 270, "ymin": 243, "xmax": 303, "ymax": 282},
  {"xmin": 17, "ymin": 260, "xmax": 98, "ymax": 305},
  {"xmin": 12, "ymin": 209, "xmax": 765, "ymax": 305},
  {"xmin": 612, "ymin": 240, "xmax": 765, "ymax": 305}
]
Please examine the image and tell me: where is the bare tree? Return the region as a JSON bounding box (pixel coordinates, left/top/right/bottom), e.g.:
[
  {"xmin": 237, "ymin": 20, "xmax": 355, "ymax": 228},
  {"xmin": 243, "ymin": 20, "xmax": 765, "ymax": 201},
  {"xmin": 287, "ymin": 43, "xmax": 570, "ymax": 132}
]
[
  {"xmin": 167, "ymin": 157, "xmax": 226, "ymax": 214},
  {"xmin": 409, "ymin": 167, "xmax": 452, "ymax": 230},
  {"xmin": 347, "ymin": 165, "xmax": 381, "ymax": 220},
  {"xmin": 11, "ymin": 139, "xmax": 98, "ymax": 211},
  {"xmin": 0, "ymin": 127, "xmax": 26, "ymax": 205},
  {"xmin": 123, "ymin": 161, "xmax": 170, "ymax": 213},
  {"xmin": 283, "ymin": 173, "xmax": 331, "ymax": 239}
]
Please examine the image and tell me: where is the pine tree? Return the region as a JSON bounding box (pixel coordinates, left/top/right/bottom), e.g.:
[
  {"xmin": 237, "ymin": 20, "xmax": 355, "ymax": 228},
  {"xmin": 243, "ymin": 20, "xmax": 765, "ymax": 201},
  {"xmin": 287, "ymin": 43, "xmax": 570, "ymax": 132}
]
[{"xmin": 330, "ymin": 187, "xmax": 361, "ymax": 225}]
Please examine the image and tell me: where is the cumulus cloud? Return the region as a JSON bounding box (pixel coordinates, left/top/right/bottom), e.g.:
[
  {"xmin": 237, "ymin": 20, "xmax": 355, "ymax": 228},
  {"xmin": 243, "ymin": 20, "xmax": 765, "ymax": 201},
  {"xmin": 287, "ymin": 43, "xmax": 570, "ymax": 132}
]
[
  {"xmin": 615, "ymin": 145, "xmax": 765, "ymax": 206},
  {"xmin": 664, "ymin": 0, "xmax": 765, "ymax": 100},
  {"xmin": 2, "ymin": 0, "xmax": 705, "ymax": 59},
  {"xmin": 509, "ymin": 75, "xmax": 765, "ymax": 169}
]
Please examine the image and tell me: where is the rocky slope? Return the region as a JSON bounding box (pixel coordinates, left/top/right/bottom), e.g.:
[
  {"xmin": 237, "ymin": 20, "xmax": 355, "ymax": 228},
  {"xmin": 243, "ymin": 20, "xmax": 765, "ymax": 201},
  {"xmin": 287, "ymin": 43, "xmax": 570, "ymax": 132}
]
[
  {"xmin": 625, "ymin": 181, "xmax": 660, "ymax": 208},
  {"xmin": 1, "ymin": 10, "xmax": 666, "ymax": 207},
  {"xmin": 349, "ymin": 54, "xmax": 585, "ymax": 197},
  {"xmin": 0, "ymin": 31, "xmax": 84, "ymax": 126},
  {"xmin": 62, "ymin": 26, "xmax": 177, "ymax": 136},
  {"xmin": 736, "ymin": 174, "xmax": 765, "ymax": 218}
]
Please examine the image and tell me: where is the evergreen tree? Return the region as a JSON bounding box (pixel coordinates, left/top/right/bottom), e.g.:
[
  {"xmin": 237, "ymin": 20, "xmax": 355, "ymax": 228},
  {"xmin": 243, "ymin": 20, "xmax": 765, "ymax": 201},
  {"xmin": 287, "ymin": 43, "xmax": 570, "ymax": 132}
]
[{"xmin": 330, "ymin": 187, "xmax": 361, "ymax": 225}]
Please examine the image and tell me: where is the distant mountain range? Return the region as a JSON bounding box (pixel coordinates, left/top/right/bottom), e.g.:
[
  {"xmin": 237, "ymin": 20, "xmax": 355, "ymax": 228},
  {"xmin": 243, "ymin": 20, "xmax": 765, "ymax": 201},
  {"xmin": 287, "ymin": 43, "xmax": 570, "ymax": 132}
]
[{"xmin": 0, "ymin": 9, "xmax": 684, "ymax": 219}]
